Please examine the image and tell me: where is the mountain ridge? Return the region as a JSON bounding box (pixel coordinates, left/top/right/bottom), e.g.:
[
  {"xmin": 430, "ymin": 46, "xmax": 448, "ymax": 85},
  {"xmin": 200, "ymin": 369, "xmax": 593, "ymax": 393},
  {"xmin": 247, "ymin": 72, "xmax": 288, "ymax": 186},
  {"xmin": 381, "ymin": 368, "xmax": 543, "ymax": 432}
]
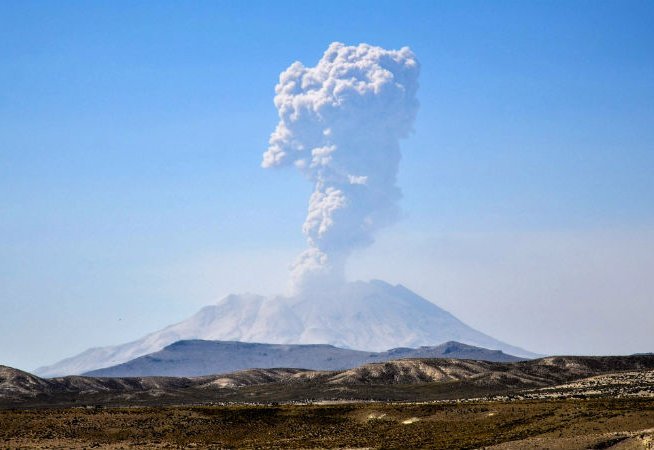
[
  {"xmin": 82, "ymin": 339, "xmax": 524, "ymax": 377},
  {"xmin": 5, "ymin": 355, "xmax": 654, "ymax": 407}
]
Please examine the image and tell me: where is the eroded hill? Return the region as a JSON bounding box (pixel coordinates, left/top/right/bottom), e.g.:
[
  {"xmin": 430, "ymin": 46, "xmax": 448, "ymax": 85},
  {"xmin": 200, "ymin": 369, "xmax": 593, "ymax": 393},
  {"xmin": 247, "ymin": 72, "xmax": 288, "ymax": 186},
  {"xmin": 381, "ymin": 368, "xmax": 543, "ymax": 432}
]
[{"xmin": 3, "ymin": 355, "xmax": 654, "ymax": 408}]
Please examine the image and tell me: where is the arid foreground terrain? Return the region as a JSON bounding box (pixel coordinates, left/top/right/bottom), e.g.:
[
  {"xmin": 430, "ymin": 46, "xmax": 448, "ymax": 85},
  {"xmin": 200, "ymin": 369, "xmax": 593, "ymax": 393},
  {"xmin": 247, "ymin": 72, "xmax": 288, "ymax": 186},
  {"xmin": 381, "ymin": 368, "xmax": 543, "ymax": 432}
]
[
  {"xmin": 2, "ymin": 355, "xmax": 653, "ymax": 449},
  {"xmin": 1, "ymin": 399, "xmax": 653, "ymax": 449}
]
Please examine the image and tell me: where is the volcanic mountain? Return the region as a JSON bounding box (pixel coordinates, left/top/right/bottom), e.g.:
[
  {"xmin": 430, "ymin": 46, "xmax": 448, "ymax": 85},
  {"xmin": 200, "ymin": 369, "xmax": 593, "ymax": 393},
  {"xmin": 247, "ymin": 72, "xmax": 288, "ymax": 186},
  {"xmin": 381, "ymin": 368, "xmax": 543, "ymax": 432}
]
[{"xmin": 35, "ymin": 280, "xmax": 537, "ymax": 377}]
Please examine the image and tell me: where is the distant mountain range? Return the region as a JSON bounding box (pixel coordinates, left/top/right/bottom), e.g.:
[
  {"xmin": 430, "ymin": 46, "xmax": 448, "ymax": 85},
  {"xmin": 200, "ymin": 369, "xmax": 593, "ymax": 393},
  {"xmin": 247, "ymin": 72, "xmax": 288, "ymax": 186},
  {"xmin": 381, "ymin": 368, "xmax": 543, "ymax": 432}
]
[
  {"xmin": 35, "ymin": 280, "xmax": 538, "ymax": 377},
  {"xmin": 4, "ymin": 355, "xmax": 654, "ymax": 407},
  {"xmin": 83, "ymin": 340, "xmax": 524, "ymax": 377}
]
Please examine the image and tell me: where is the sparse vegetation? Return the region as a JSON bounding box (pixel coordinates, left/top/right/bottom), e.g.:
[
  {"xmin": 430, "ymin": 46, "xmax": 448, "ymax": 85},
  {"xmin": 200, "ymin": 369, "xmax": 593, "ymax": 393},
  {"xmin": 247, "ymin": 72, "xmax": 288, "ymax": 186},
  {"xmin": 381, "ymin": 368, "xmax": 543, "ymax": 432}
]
[{"xmin": 1, "ymin": 398, "xmax": 653, "ymax": 449}]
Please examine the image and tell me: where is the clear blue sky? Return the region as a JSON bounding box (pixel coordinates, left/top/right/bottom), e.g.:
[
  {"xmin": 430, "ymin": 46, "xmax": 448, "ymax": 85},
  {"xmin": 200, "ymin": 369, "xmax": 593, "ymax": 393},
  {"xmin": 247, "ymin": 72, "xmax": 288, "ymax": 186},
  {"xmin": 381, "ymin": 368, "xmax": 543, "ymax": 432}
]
[{"xmin": 2, "ymin": 1, "xmax": 653, "ymax": 370}]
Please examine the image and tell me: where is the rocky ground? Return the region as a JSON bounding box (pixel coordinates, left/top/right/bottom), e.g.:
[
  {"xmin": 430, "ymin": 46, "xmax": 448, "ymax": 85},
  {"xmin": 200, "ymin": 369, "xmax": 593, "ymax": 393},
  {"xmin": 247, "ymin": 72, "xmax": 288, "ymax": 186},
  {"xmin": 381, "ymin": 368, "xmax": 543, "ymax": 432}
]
[
  {"xmin": 1, "ymin": 398, "xmax": 653, "ymax": 449},
  {"xmin": 494, "ymin": 370, "xmax": 654, "ymax": 401}
]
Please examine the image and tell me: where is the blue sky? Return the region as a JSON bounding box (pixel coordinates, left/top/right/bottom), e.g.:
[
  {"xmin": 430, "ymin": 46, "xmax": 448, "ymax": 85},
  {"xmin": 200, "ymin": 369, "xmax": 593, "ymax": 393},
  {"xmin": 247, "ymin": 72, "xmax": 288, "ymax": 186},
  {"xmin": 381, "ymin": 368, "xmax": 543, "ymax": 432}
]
[{"xmin": 1, "ymin": 1, "xmax": 653, "ymax": 370}]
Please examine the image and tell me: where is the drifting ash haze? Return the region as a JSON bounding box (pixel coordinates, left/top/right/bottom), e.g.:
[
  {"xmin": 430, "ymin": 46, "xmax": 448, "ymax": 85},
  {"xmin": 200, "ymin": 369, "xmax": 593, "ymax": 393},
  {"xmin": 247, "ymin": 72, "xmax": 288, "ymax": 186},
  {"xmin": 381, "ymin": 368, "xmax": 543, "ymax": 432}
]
[{"xmin": 37, "ymin": 44, "xmax": 536, "ymax": 377}]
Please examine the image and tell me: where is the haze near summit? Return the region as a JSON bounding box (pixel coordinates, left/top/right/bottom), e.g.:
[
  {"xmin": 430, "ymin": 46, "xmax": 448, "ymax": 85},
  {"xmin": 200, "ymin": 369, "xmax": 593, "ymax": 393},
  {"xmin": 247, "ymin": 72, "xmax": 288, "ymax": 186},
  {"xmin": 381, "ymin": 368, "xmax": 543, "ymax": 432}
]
[{"xmin": 263, "ymin": 42, "xmax": 420, "ymax": 293}]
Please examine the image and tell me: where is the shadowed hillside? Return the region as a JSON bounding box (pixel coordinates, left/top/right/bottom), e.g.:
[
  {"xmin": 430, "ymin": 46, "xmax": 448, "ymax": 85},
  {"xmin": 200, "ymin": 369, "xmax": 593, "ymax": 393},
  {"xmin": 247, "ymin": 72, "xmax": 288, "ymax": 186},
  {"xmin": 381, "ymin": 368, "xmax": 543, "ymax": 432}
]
[{"xmin": 83, "ymin": 340, "xmax": 523, "ymax": 377}]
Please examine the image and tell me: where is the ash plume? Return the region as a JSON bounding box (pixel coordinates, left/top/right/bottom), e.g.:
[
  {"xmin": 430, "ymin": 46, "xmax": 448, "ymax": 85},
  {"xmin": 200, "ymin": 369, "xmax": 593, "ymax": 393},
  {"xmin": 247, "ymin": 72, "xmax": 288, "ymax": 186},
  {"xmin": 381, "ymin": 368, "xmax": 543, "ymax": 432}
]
[{"xmin": 263, "ymin": 42, "xmax": 420, "ymax": 292}]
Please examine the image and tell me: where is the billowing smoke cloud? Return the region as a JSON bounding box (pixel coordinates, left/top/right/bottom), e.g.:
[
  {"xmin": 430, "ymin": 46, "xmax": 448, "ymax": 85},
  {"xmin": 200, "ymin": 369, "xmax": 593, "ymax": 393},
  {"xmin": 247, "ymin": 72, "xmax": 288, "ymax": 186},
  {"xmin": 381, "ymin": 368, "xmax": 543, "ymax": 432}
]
[{"xmin": 263, "ymin": 42, "xmax": 420, "ymax": 292}]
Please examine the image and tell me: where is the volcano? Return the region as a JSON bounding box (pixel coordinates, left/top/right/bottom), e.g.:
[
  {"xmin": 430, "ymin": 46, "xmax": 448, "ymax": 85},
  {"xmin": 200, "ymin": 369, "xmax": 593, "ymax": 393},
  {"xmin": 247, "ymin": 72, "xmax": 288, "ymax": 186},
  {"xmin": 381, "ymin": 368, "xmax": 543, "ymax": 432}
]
[{"xmin": 35, "ymin": 280, "xmax": 537, "ymax": 377}]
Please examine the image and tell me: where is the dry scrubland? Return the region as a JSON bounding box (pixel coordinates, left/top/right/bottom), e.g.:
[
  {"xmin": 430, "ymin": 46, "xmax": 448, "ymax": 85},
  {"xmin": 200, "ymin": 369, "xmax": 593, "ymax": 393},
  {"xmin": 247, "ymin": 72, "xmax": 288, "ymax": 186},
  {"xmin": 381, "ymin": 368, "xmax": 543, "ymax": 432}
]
[
  {"xmin": 1, "ymin": 398, "xmax": 654, "ymax": 449},
  {"xmin": 3, "ymin": 357, "xmax": 654, "ymax": 448}
]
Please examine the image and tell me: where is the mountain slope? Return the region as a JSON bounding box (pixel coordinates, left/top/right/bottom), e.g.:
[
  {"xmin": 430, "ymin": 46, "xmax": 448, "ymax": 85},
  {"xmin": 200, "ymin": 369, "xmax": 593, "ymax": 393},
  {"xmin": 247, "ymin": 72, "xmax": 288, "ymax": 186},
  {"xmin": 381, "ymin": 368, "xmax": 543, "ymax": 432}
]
[
  {"xmin": 83, "ymin": 340, "xmax": 523, "ymax": 377},
  {"xmin": 5, "ymin": 355, "xmax": 654, "ymax": 407},
  {"xmin": 36, "ymin": 280, "xmax": 537, "ymax": 377},
  {"xmin": 0, "ymin": 366, "xmax": 54, "ymax": 400}
]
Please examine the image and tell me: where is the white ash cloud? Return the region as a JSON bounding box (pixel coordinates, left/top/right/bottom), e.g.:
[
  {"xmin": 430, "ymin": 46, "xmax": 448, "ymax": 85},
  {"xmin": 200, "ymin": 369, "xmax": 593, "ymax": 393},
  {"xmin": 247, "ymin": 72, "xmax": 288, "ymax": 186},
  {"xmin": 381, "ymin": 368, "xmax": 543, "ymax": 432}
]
[{"xmin": 263, "ymin": 42, "xmax": 420, "ymax": 292}]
